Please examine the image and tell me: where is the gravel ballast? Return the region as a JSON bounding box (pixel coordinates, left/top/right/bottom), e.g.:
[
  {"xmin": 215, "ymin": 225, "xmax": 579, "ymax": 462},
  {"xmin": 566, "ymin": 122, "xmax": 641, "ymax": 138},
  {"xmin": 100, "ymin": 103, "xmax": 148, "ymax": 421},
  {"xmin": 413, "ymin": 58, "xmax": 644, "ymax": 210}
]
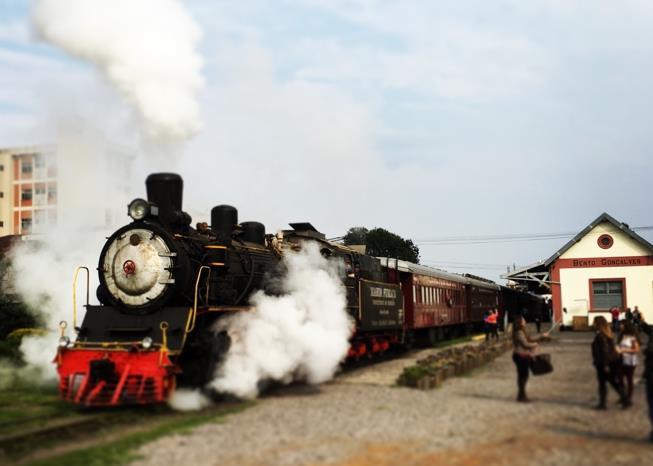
[{"xmin": 132, "ymin": 329, "xmax": 653, "ymax": 466}]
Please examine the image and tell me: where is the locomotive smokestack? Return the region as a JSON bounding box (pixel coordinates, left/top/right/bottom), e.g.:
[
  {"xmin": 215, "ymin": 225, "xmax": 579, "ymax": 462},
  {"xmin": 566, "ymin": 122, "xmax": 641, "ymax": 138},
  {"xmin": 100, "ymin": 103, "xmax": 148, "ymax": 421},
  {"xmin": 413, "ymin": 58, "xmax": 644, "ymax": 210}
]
[{"xmin": 146, "ymin": 173, "xmax": 185, "ymax": 226}]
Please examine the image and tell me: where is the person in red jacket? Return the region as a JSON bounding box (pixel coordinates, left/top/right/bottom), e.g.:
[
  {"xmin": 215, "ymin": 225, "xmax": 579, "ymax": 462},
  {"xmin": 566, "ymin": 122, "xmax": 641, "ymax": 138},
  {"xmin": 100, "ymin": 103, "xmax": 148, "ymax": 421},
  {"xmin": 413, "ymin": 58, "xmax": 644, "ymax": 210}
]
[
  {"xmin": 487, "ymin": 308, "xmax": 499, "ymax": 340},
  {"xmin": 610, "ymin": 307, "xmax": 621, "ymax": 333}
]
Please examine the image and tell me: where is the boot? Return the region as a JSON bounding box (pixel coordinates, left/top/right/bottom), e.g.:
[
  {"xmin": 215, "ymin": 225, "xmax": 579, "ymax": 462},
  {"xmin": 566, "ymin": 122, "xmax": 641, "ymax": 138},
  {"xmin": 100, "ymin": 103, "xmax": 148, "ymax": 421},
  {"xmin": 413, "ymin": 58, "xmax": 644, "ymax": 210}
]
[
  {"xmin": 595, "ymin": 388, "xmax": 607, "ymax": 410},
  {"xmin": 517, "ymin": 377, "xmax": 529, "ymax": 402}
]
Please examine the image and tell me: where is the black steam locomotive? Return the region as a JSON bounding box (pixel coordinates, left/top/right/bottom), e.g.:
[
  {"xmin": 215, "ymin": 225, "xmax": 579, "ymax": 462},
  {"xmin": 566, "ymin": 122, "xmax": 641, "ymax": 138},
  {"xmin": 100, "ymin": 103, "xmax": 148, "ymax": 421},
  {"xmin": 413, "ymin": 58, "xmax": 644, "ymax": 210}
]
[{"xmin": 57, "ymin": 173, "xmax": 402, "ymax": 405}]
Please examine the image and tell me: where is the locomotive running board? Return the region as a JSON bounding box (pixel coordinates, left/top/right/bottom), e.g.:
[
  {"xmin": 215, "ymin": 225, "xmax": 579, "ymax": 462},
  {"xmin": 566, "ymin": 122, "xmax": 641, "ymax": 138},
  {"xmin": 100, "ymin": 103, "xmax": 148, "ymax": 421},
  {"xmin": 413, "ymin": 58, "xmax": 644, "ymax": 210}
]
[
  {"xmin": 202, "ymin": 306, "xmax": 254, "ymax": 313},
  {"xmin": 77, "ymin": 306, "xmax": 191, "ymax": 352}
]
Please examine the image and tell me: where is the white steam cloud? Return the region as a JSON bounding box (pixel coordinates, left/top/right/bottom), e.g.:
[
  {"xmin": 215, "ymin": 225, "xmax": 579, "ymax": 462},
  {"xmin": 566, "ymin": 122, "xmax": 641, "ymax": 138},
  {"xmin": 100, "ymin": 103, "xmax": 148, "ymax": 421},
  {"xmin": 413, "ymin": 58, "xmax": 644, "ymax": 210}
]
[
  {"xmin": 168, "ymin": 388, "xmax": 211, "ymax": 412},
  {"xmin": 32, "ymin": 0, "xmax": 204, "ymax": 141},
  {"xmin": 209, "ymin": 242, "xmax": 352, "ymax": 399},
  {"xmin": 9, "ymin": 123, "xmax": 132, "ymax": 380}
]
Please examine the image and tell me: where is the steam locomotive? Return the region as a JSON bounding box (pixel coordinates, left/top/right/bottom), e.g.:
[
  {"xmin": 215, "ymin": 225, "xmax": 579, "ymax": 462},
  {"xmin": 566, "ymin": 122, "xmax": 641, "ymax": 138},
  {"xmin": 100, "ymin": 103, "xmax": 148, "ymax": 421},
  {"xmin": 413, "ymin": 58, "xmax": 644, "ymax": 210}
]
[{"xmin": 56, "ymin": 173, "xmax": 543, "ymax": 406}]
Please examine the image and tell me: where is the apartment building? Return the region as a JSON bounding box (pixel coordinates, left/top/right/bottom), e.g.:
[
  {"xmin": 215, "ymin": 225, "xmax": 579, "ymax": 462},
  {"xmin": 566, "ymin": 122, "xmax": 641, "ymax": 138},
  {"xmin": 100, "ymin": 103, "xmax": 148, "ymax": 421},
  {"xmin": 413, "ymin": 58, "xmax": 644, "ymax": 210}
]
[
  {"xmin": 0, "ymin": 137, "xmax": 134, "ymax": 238},
  {"xmin": 0, "ymin": 145, "xmax": 57, "ymax": 236}
]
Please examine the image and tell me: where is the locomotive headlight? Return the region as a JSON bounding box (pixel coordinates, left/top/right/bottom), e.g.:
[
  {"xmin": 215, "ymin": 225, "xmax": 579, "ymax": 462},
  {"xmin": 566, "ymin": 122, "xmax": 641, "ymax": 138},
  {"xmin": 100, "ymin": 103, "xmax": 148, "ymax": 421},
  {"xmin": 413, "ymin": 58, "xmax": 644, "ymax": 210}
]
[
  {"xmin": 141, "ymin": 337, "xmax": 153, "ymax": 349},
  {"xmin": 128, "ymin": 198, "xmax": 150, "ymax": 221},
  {"xmin": 58, "ymin": 336, "xmax": 70, "ymax": 348}
]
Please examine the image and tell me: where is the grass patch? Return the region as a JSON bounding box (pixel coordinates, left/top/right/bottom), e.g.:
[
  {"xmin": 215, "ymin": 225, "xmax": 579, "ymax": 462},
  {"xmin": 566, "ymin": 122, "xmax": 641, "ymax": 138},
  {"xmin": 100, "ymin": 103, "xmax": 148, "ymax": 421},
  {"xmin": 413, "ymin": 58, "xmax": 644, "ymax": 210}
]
[
  {"xmin": 0, "ymin": 382, "xmax": 74, "ymax": 434},
  {"xmin": 24, "ymin": 402, "xmax": 253, "ymax": 466}
]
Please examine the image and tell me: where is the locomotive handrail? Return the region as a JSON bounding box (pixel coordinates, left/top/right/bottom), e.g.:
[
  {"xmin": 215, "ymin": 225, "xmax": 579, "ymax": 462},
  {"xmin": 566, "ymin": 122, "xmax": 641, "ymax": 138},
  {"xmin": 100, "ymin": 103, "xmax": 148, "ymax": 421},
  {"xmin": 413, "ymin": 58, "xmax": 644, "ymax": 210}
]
[
  {"xmin": 72, "ymin": 266, "xmax": 90, "ymax": 331},
  {"xmin": 188, "ymin": 266, "xmax": 211, "ymax": 333}
]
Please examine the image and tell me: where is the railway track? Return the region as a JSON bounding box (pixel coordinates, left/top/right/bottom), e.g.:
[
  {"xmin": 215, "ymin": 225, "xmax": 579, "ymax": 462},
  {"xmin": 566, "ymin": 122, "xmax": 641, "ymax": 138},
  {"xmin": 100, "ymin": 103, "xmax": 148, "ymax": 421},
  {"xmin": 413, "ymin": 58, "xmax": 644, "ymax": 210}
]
[{"xmin": 0, "ymin": 402, "xmax": 240, "ymax": 465}]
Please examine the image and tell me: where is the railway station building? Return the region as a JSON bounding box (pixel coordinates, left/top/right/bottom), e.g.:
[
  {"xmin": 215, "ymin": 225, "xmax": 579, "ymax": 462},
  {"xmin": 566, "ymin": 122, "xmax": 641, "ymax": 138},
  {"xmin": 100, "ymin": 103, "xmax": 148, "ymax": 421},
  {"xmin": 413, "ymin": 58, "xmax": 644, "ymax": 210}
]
[{"xmin": 504, "ymin": 213, "xmax": 653, "ymax": 328}]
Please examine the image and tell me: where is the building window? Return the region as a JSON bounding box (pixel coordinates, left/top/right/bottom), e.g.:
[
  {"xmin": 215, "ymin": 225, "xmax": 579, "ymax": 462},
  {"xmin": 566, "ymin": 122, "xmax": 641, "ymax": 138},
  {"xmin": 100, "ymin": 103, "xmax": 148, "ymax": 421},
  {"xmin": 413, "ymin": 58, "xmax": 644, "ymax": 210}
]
[
  {"xmin": 21, "ymin": 217, "xmax": 32, "ymax": 232},
  {"xmin": 597, "ymin": 234, "xmax": 614, "ymax": 249},
  {"xmin": 0, "ymin": 191, "xmax": 3, "ymax": 198},
  {"xmin": 590, "ymin": 279, "xmax": 625, "ymax": 310},
  {"xmin": 48, "ymin": 186, "xmax": 57, "ymax": 201},
  {"xmin": 0, "ymin": 164, "xmax": 4, "ymax": 171},
  {"xmin": 34, "ymin": 155, "xmax": 46, "ymax": 168},
  {"xmin": 0, "ymin": 221, "xmax": 3, "ymax": 227},
  {"xmin": 21, "ymin": 188, "xmax": 33, "ymax": 201},
  {"xmin": 21, "ymin": 160, "xmax": 32, "ymax": 173}
]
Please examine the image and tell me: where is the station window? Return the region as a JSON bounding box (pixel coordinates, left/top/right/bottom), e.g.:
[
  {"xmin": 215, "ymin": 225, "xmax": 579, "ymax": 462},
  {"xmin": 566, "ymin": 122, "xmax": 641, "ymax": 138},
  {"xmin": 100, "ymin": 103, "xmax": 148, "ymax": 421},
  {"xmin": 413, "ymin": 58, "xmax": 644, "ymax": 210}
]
[{"xmin": 590, "ymin": 279, "xmax": 624, "ymax": 310}]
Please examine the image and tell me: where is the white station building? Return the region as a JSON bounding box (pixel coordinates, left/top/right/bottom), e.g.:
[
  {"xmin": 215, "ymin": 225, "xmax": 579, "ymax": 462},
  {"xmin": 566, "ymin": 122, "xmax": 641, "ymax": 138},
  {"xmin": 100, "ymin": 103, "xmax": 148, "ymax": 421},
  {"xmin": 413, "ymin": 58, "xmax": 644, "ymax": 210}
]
[{"xmin": 505, "ymin": 213, "xmax": 653, "ymax": 327}]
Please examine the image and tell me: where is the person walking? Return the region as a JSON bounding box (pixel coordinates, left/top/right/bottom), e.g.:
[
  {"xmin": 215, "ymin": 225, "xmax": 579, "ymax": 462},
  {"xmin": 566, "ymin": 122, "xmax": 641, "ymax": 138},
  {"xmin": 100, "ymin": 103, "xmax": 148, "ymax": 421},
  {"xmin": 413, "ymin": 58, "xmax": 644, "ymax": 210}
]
[
  {"xmin": 637, "ymin": 314, "xmax": 653, "ymax": 442},
  {"xmin": 617, "ymin": 320, "xmax": 640, "ymax": 406},
  {"xmin": 591, "ymin": 316, "xmax": 628, "ymax": 410},
  {"xmin": 512, "ymin": 315, "xmax": 548, "ymax": 402}
]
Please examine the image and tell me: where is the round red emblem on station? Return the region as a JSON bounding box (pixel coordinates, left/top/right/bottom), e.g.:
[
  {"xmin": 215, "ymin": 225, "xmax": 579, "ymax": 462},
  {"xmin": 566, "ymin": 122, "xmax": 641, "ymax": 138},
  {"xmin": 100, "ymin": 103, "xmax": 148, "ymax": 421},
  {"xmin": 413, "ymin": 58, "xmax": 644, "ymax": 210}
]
[{"xmin": 597, "ymin": 234, "xmax": 614, "ymax": 249}]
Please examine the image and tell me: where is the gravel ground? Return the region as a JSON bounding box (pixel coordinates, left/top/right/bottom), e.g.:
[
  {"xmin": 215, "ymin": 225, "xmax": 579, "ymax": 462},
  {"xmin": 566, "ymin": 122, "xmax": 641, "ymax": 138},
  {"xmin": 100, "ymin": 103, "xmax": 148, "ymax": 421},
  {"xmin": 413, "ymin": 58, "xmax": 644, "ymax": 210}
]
[{"xmin": 132, "ymin": 328, "xmax": 653, "ymax": 466}]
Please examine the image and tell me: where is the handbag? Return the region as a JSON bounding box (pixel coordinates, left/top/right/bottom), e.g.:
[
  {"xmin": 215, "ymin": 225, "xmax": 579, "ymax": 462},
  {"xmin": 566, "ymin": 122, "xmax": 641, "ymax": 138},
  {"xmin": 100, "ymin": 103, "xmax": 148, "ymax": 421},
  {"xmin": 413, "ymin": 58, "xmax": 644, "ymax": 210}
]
[{"xmin": 530, "ymin": 353, "xmax": 553, "ymax": 375}]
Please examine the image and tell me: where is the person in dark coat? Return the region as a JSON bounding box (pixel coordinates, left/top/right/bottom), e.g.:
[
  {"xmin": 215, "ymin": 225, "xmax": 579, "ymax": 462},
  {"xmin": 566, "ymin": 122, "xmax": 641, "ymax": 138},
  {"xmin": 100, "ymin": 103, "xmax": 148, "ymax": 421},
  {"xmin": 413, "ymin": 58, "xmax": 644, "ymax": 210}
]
[
  {"xmin": 625, "ymin": 307, "xmax": 633, "ymax": 323},
  {"xmin": 637, "ymin": 314, "xmax": 653, "ymax": 442},
  {"xmin": 591, "ymin": 316, "xmax": 628, "ymax": 410}
]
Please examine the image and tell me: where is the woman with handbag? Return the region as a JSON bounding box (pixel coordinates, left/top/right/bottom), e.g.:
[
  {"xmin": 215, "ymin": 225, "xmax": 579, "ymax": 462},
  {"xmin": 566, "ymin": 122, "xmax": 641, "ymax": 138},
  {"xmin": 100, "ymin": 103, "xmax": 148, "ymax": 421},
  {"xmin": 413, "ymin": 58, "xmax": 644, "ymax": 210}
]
[
  {"xmin": 591, "ymin": 316, "xmax": 628, "ymax": 409},
  {"xmin": 512, "ymin": 315, "xmax": 548, "ymax": 402}
]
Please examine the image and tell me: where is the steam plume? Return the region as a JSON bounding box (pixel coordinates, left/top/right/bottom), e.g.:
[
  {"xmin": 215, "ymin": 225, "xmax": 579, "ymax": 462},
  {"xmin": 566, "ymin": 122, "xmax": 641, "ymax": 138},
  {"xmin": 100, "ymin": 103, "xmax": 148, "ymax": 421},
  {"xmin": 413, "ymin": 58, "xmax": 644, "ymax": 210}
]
[
  {"xmin": 32, "ymin": 0, "xmax": 204, "ymax": 141},
  {"xmin": 9, "ymin": 123, "xmax": 130, "ymax": 379},
  {"xmin": 168, "ymin": 389, "xmax": 211, "ymax": 412},
  {"xmin": 209, "ymin": 242, "xmax": 352, "ymax": 399}
]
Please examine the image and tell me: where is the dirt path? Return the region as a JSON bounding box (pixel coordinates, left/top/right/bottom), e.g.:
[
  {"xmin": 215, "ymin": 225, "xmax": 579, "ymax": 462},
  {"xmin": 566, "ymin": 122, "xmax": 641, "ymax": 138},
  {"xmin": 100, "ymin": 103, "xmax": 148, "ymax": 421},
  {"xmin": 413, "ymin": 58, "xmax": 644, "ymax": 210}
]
[{"xmin": 132, "ymin": 330, "xmax": 653, "ymax": 466}]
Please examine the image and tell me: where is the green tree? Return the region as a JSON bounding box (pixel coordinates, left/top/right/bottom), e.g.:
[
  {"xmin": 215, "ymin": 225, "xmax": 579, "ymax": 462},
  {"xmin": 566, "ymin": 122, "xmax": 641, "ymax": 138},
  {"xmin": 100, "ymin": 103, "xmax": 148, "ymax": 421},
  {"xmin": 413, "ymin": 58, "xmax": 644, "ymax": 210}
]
[
  {"xmin": 0, "ymin": 258, "xmax": 36, "ymax": 340},
  {"xmin": 343, "ymin": 226, "xmax": 420, "ymax": 263}
]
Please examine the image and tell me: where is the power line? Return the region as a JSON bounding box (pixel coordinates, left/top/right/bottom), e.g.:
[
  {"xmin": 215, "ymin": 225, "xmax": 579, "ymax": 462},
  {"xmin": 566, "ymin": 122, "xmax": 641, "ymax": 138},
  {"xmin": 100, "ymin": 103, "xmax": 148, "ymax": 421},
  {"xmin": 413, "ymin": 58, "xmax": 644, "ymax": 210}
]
[
  {"xmin": 330, "ymin": 226, "xmax": 653, "ymax": 247},
  {"xmin": 415, "ymin": 225, "xmax": 653, "ymax": 246}
]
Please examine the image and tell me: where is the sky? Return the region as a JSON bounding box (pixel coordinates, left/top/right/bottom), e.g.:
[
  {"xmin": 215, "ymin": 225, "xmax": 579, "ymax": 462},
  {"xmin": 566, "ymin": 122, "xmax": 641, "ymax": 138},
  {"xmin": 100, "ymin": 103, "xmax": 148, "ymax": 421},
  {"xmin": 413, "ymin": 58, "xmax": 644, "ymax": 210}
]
[{"xmin": 0, "ymin": 0, "xmax": 652, "ymax": 282}]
